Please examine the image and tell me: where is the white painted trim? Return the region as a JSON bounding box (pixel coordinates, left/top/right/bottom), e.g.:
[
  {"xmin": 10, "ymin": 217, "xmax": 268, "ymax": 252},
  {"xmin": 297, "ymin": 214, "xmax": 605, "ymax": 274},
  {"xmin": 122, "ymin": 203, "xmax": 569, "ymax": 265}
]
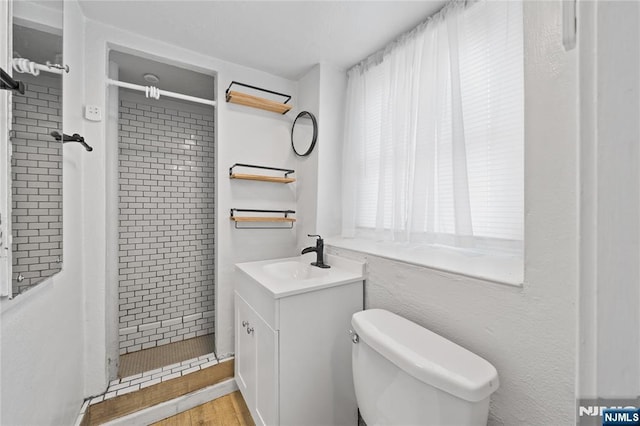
[
  {"xmin": 577, "ymin": 0, "xmax": 599, "ymax": 400},
  {"xmin": 93, "ymin": 378, "xmax": 238, "ymax": 426},
  {"xmin": 105, "ymin": 59, "xmax": 120, "ymax": 383},
  {"xmin": 0, "ymin": 0, "xmax": 12, "ymax": 298}
]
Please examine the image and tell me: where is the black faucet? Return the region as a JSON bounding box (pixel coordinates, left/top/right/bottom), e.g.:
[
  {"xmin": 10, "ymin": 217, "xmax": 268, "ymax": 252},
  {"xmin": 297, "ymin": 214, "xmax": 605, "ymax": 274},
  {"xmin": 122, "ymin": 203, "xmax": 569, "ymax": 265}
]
[{"xmin": 301, "ymin": 234, "xmax": 331, "ymax": 269}]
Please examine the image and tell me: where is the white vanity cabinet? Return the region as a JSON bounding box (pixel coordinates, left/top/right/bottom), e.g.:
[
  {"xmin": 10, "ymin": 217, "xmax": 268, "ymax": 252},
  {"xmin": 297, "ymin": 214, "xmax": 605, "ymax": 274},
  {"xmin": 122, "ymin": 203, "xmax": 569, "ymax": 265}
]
[
  {"xmin": 234, "ymin": 255, "xmax": 365, "ymax": 426},
  {"xmin": 235, "ymin": 293, "xmax": 278, "ymax": 426}
]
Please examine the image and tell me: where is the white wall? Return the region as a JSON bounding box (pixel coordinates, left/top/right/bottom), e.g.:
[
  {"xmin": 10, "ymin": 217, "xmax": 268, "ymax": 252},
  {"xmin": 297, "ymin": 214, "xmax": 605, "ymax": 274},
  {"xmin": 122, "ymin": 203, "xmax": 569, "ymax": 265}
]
[
  {"xmin": 0, "ymin": 1, "xmax": 86, "ymax": 424},
  {"xmin": 80, "ymin": 8, "xmax": 300, "ymax": 394},
  {"xmin": 578, "ymin": 0, "xmax": 640, "ymax": 402},
  {"xmin": 295, "ymin": 65, "xmax": 320, "ymax": 251},
  {"xmin": 295, "ymin": 62, "xmax": 347, "ymax": 250},
  {"xmin": 316, "ymin": 63, "xmax": 347, "ymax": 239},
  {"xmin": 592, "ymin": 0, "xmax": 639, "ymax": 398},
  {"xmin": 324, "ymin": 2, "xmax": 579, "ymax": 424}
]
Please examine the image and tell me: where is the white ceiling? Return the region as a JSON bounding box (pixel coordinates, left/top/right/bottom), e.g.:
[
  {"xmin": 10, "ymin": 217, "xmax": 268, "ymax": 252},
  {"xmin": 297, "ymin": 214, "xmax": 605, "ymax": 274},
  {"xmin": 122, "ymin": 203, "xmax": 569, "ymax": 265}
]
[{"xmin": 79, "ymin": 1, "xmax": 447, "ymax": 81}]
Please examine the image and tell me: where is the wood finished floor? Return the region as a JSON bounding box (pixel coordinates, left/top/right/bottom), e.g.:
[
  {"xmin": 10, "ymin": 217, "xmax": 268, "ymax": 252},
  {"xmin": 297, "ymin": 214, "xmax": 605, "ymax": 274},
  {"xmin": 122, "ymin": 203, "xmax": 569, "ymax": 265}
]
[
  {"xmin": 82, "ymin": 360, "xmax": 234, "ymax": 426},
  {"xmin": 152, "ymin": 391, "xmax": 255, "ymax": 426}
]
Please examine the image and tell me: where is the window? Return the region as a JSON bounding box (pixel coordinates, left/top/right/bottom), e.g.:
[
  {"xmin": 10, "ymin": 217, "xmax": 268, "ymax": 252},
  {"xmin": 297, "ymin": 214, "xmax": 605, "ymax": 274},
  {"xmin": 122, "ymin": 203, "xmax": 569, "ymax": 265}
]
[{"xmin": 342, "ymin": 0, "xmax": 524, "ymax": 260}]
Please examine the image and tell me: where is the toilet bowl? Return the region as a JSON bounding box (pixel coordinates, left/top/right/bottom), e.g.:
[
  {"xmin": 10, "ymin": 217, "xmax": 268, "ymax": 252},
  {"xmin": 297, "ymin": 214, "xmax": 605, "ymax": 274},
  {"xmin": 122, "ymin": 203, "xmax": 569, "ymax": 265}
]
[{"xmin": 351, "ymin": 309, "xmax": 499, "ymax": 426}]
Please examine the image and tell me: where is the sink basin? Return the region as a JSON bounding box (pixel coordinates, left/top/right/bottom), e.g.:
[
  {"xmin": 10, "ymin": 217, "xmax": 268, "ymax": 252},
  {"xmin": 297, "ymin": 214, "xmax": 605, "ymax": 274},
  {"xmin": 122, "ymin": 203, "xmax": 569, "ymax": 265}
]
[
  {"xmin": 263, "ymin": 260, "xmax": 330, "ymax": 281},
  {"xmin": 236, "ymin": 254, "xmax": 366, "ymax": 298}
]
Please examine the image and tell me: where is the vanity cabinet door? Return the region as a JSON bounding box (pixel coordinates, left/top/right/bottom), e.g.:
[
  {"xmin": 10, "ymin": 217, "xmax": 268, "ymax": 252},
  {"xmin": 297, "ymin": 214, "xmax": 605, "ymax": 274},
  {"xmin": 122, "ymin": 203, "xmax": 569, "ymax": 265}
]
[
  {"xmin": 254, "ymin": 312, "xmax": 277, "ymax": 426},
  {"xmin": 235, "ymin": 293, "xmax": 256, "ymax": 409},
  {"xmin": 235, "ymin": 292, "xmax": 278, "ymax": 426}
]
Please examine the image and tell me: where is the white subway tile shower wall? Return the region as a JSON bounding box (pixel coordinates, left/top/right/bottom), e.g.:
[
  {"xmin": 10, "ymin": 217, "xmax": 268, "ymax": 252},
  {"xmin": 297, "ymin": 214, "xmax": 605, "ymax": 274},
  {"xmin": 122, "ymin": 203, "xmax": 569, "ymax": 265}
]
[
  {"xmin": 118, "ymin": 99, "xmax": 215, "ymax": 354},
  {"xmin": 118, "ymin": 310, "xmax": 214, "ymax": 352},
  {"xmin": 10, "ymin": 79, "xmax": 63, "ymax": 295}
]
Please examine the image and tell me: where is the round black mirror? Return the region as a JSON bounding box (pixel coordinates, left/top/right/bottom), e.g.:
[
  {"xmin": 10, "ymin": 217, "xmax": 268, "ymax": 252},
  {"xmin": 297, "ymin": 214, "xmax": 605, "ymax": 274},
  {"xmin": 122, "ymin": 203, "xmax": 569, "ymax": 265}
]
[{"xmin": 291, "ymin": 111, "xmax": 317, "ymax": 156}]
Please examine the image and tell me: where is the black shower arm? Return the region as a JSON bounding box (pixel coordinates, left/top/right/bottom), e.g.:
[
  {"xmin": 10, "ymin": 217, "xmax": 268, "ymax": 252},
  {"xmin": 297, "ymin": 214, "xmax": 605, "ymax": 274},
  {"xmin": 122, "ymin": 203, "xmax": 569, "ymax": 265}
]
[
  {"xmin": 0, "ymin": 67, "xmax": 24, "ymax": 95},
  {"xmin": 50, "ymin": 131, "xmax": 93, "ymax": 152}
]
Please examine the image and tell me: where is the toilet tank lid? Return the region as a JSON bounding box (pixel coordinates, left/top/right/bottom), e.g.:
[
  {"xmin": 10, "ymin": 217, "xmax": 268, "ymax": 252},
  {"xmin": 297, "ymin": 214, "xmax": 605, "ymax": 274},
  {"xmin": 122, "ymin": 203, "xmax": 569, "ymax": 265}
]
[{"xmin": 351, "ymin": 309, "xmax": 499, "ymax": 402}]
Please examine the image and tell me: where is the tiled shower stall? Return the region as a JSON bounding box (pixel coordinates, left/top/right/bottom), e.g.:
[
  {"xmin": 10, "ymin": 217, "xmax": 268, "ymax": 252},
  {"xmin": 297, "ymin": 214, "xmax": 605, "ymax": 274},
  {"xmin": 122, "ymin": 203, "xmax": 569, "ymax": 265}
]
[{"xmin": 117, "ymin": 96, "xmax": 215, "ymax": 355}]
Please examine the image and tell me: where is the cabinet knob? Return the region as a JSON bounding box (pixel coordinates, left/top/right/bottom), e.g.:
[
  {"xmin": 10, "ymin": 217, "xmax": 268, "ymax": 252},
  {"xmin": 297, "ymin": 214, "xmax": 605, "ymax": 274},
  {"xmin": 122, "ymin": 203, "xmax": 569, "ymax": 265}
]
[
  {"xmin": 246, "ymin": 326, "xmax": 254, "ymax": 335},
  {"xmin": 348, "ymin": 329, "xmax": 359, "ymax": 344},
  {"xmin": 242, "ymin": 320, "xmax": 249, "ymax": 328}
]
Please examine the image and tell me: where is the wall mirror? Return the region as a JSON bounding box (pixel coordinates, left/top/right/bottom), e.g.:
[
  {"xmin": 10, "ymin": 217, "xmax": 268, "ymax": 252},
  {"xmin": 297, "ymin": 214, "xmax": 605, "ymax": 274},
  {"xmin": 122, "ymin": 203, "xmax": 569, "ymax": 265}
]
[
  {"xmin": 10, "ymin": 0, "xmax": 64, "ymax": 297},
  {"xmin": 291, "ymin": 111, "xmax": 317, "ymax": 157}
]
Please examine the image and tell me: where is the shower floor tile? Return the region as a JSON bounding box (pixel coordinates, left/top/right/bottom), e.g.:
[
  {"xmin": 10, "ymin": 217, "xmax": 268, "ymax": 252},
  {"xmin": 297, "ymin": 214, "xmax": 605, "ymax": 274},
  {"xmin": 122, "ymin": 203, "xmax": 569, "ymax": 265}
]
[{"xmin": 119, "ymin": 334, "xmax": 216, "ymax": 378}]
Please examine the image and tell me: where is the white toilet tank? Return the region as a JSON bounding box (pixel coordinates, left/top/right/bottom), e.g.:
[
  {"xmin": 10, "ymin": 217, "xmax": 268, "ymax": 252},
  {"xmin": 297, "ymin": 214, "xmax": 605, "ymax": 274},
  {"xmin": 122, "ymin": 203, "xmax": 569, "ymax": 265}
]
[{"xmin": 351, "ymin": 309, "xmax": 499, "ymax": 426}]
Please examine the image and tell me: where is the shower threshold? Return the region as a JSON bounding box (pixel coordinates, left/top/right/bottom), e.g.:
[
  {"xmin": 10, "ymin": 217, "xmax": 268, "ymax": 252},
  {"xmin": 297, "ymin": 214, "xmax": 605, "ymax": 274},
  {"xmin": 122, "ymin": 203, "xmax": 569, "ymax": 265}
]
[{"xmin": 119, "ymin": 334, "xmax": 216, "ymax": 378}]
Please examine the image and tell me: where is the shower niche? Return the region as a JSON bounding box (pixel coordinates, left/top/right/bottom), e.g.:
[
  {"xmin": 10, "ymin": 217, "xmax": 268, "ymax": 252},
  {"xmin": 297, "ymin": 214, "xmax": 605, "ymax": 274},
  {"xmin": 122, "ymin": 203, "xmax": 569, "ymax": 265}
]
[{"xmin": 108, "ymin": 50, "xmax": 217, "ymax": 378}]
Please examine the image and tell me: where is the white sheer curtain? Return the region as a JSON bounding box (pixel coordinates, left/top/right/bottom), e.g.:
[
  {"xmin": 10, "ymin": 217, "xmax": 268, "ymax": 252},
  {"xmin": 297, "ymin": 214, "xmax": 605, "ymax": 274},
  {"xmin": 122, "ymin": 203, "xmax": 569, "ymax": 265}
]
[{"xmin": 342, "ymin": 0, "xmax": 523, "ymax": 253}]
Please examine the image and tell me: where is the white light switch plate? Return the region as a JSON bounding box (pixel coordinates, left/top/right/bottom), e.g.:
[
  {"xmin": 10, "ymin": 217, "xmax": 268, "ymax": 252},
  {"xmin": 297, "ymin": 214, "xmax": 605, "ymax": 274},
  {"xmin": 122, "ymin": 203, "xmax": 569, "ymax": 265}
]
[{"xmin": 85, "ymin": 105, "xmax": 102, "ymax": 122}]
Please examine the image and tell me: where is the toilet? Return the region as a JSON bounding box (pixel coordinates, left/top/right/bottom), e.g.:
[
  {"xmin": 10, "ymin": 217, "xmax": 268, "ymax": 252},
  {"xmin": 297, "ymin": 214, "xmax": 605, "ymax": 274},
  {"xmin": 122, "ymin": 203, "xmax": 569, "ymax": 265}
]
[{"xmin": 351, "ymin": 309, "xmax": 499, "ymax": 426}]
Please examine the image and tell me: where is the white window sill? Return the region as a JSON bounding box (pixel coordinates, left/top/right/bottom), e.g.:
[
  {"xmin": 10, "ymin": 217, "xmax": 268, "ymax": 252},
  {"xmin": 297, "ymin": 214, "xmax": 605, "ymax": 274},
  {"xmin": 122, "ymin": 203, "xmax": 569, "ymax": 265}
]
[{"xmin": 326, "ymin": 237, "xmax": 523, "ymax": 287}]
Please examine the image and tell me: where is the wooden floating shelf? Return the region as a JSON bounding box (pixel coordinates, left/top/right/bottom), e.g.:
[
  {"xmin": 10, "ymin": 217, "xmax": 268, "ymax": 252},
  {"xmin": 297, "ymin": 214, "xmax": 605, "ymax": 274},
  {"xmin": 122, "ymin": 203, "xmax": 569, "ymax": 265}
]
[
  {"xmin": 230, "ymin": 217, "xmax": 296, "ymax": 223},
  {"xmin": 226, "ymin": 90, "xmax": 292, "ymax": 114},
  {"xmin": 230, "ymin": 208, "xmax": 296, "ymax": 229},
  {"xmin": 230, "ymin": 173, "xmax": 296, "ymax": 184}
]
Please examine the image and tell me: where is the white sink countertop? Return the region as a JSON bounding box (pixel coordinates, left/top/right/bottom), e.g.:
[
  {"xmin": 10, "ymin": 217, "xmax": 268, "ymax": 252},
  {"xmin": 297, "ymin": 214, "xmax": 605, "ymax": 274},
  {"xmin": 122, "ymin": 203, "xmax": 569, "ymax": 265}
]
[{"xmin": 235, "ymin": 254, "xmax": 366, "ymax": 299}]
